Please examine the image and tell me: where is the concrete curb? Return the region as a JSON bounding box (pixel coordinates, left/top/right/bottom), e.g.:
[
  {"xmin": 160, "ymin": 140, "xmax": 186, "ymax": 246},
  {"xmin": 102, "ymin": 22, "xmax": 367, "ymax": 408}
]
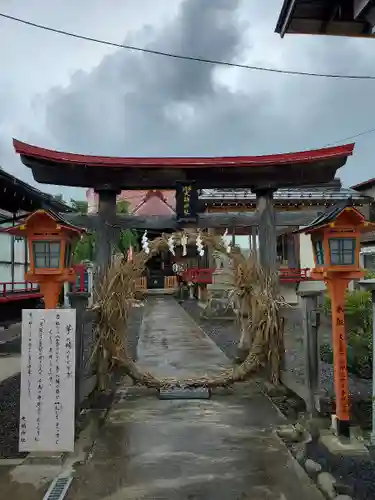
[{"xmin": 273, "ymin": 430, "xmax": 325, "ymax": 500}]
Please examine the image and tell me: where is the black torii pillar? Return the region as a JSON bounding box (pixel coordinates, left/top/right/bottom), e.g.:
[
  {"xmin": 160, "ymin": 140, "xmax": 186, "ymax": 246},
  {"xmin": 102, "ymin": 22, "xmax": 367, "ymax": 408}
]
[
  {"xmin": 254, "ymin": 188, "xmax": 277, "ymax": 272},
  {"xmin": 95, "ymin": 189, "xmax": 120, "ymax": 275}
]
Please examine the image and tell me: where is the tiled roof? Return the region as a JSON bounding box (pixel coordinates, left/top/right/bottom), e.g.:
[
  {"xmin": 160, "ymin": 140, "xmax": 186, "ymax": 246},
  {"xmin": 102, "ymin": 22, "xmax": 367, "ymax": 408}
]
[
  {"xmin": 0, "ymin": 167, "xmax": 73, "ymax": 214},
  {"xmin": 294, "ymin": 201, "xmax": 352, "ymax": 233},
  {"xmin": 200, "ymin": 184, "xmax": 369, "ymax": 202}
]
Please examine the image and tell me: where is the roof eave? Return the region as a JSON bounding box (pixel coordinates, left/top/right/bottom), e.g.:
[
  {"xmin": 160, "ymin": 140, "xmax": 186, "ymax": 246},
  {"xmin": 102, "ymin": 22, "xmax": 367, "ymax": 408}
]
[
  {"xmin": 13, "ymin": 138, "xmax": 355, "ymax": 169},
  {"xmin": 275, "ymin": 0, "xmax": 296, "ymax": 37}
]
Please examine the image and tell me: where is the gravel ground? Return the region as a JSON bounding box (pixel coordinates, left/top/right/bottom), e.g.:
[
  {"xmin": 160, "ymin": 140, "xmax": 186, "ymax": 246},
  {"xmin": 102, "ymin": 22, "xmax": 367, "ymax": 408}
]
[
  {"xmin": 304, "ymin": 440, "xmax": 374, "ymax": 500},
  {"xmin": 0, "ymin": 303, "xmax": 144, "ymax": 459},
  {"xmin": 179, "ymin": 299, "xmax": 240, "ymax": 360},
  {"xmin": 0, "ymin": 373, "xmax": 26, "ymax": 459}
]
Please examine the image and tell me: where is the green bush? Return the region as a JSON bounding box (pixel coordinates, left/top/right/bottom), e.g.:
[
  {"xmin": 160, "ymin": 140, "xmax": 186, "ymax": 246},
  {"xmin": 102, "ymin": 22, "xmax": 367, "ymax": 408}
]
[
  {"xmin": 365, "ymin": 269, "xmax": 375, "ymax": 280},
  {"xmin": 320, "ymin": 289, "xmax": 371, "ymax": 333}
]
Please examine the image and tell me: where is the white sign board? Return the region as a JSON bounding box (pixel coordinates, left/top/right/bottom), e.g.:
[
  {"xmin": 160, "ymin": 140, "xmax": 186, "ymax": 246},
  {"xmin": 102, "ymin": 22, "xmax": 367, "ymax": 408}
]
[{"xmin": 19, "ymin": 309, "xmax": 76, "ymax": 452}]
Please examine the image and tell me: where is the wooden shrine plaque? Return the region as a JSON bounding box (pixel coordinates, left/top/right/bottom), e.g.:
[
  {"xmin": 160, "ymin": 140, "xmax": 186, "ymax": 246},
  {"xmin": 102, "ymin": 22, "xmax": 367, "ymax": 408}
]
[
  {"xmin": 19, "ymin": 309, "xmax": 76, "ymax": 452},
  {"xmin": 175, "ymin": 183, "xmax": 199, "ymax": 221}
]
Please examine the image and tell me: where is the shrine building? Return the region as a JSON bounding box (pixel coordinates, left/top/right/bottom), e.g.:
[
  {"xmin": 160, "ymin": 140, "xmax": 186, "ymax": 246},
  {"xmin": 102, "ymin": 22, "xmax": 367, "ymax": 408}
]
[{"xmin": 86, "ymin": 180, "xmax": 370, "ymax": 303}]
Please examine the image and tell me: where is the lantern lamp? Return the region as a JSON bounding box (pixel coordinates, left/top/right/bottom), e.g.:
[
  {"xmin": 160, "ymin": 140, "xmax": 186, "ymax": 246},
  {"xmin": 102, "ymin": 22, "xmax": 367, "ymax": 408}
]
[
  {"xmin": 2, "ymin": 210, "xmax": 84, "ymax": 309},
  {"xmin": 296, "ymin": 202, "xmax": 375, "ymax": 438},
  {"xmin": 300, "ymin": 204, "xmax": 373, "ymax": 279}
]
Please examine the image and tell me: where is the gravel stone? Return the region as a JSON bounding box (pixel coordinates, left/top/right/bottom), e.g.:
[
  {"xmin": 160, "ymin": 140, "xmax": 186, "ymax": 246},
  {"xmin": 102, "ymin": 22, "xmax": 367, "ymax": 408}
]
[
  {"xmin": 317, "ymin": 472, "xmax": 337, "ymax": 499},
  {"xmin": 277, "ymin": 425, "xmax": 302, "ymax": 442},
  {"xmin": 304, "ymin": 458, "xmax": 322, "ymax": 474}
]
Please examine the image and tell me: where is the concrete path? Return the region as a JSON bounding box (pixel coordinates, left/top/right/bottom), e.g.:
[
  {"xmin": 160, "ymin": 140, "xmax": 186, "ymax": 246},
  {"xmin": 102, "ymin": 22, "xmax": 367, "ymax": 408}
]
[{"xmin": 66, "ymin": 297, "xmax": 323, "ymax": 500}]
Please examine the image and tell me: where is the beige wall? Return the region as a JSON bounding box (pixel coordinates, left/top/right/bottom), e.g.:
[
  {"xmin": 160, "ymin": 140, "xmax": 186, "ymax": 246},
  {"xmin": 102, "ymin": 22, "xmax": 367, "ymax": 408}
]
[
  {"xmin": 357, "ymin": 186, "xmax": 375, "ymax": 199},
  {"xmin": 299, "ymin": 233, "xmax": 315, "ymax": 270}
]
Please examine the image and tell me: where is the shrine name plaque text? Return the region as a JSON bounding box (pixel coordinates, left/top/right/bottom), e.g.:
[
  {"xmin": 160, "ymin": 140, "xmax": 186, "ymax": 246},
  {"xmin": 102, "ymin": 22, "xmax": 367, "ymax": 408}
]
[{"xmin": 19, "ymin": 309, "xmax": 76, "ymax": 452}]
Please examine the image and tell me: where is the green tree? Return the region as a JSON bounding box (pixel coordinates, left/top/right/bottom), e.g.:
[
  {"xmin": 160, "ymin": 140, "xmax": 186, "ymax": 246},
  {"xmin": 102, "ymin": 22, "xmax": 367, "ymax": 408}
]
[
  {"xmin": 71, "ymin": 197, "xmax": 138, "ymax": 263},
  {"xmin": 114, "ymin": 200, "xmax": 138, "ymax": 259}
]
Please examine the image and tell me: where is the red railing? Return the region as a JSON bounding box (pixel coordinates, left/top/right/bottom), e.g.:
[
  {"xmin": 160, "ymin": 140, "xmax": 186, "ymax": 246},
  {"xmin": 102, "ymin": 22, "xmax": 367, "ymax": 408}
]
[
  {"xmin": 0, "ymin": 281, "xmax": 40, "ymax": 296},
  {"xmin": 181, "ymin": 267, "xmax": 310, "ymax": 285},
  {"xmin": 0, "ymin": 281, "xmax": 42, "ymax": 303},
  {"xmin": 181, "ymin": 268, "xmax": 215, "ymax": 284},
  {"xmin": 279, "ymin": 268, "xmax": 310, "ymax": 282}
]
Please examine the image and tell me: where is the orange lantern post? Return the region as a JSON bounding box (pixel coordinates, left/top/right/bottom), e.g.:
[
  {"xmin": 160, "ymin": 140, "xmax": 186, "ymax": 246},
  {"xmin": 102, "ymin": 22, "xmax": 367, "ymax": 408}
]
[
  {"xmin": 3, "ymin": 210, "xmax": 84, "ymax": 309},
  {"xmin": 298, "ymin": 203, "xmax": 375, "ymax": 437}
]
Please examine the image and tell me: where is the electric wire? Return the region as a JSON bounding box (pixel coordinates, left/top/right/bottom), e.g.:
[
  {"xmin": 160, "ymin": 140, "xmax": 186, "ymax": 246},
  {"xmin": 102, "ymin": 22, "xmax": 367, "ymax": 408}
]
[{"xmin": 1, "ymin": 12, "xmax": 375, "ymax": 80}]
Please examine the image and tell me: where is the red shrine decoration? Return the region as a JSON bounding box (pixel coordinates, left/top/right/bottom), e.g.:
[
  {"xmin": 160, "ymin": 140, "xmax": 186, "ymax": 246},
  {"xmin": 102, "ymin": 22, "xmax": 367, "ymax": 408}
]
[{"xmin": 297, "ymin": 204, "xmax": 375, "ymax": 437}]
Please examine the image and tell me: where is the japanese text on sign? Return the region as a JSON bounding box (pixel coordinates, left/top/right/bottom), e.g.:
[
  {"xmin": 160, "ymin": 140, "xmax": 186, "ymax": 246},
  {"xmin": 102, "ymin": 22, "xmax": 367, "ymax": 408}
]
[
  {"xmin": 19, "ymin": 309, "xmax": 76, "ymax": 452},
  {"xmin": 333, "ymin": 304, "xmax": 349, "ymax": 419},
  {"xmin": 183, "ymin": 185, "xmax": 192, "ymax": 216}
]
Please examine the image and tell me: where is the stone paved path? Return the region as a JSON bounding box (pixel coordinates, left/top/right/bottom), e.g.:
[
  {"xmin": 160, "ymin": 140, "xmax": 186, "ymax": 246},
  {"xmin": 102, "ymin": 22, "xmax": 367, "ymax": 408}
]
[{"xmin": 66, "ymin": 297, "xmax": 324, "ymax": 500}]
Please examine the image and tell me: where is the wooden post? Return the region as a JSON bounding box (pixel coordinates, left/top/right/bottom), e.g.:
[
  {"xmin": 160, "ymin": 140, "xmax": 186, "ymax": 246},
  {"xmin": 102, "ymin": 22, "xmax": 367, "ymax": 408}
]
[
  {"xmin": 297, "ymin": 288, "xmax": 322, "ymax": 416},
  {"xmin": 287, "ymin": 233, "xmax": 298, "ymax": 269},
  {"xmin": 254, "ymin": 189, "xmax": 277, "ymax": 271},
  {"xmin": 95, "ymin": 189, "xmax": 119, "ymax": 275},
  {"xmin": 326, "ymin": 277, "xmax": 351, "ymax": 438}
]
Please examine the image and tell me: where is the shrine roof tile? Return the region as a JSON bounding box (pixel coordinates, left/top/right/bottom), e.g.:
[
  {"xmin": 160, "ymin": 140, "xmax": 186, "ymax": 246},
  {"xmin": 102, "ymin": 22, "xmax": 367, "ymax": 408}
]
[{"xmin": 200, "ymin": 185, "xmax": 369, "ymax": 202}]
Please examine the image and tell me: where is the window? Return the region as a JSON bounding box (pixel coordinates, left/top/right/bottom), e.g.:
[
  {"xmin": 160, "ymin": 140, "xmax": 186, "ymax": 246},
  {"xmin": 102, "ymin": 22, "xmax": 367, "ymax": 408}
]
[
  {"xmin": 329, "ymin": 238, "xmax": 355, "ymax": 266},
  {"xmin": 313, "ymin": 240, "xmax": 324, "ymax": 265},
  {"xmin": 33, "ymin": 241, "xmax": 61, "ymax": 268}
]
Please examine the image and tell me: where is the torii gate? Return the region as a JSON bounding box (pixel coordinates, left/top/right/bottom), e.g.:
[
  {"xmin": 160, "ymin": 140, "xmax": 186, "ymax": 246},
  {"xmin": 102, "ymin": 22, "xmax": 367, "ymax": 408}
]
[{"xmin": 12, "ymin": 139, "xmax": 355, "ymax": 273}]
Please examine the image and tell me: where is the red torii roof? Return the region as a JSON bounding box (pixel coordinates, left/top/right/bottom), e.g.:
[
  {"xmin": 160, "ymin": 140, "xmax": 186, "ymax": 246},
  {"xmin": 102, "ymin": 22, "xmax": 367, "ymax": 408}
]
[
  {"xmin": 13, "ymin": 139, "xmax": 354, "ymax": 169},
  {"xmin": 13, "ymin": 139, "xmax": 355, "ymax": 190}
]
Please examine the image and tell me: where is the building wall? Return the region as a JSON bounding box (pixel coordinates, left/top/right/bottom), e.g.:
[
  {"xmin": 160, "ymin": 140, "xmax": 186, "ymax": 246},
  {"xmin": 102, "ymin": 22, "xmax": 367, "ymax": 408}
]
[
  {"xmin": 299, "ymin": 233, "xmax": 315, "ymax": 270},
  {"xmin": 0, "ymin": 210, "xmax": 28, "ymax": 290}
]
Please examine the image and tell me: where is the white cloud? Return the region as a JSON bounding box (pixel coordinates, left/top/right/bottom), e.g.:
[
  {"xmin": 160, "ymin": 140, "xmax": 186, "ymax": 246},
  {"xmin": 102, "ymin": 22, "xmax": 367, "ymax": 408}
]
[{"xmin": 1, "ymin": 0, "xmax": 375, "ymax": 201}]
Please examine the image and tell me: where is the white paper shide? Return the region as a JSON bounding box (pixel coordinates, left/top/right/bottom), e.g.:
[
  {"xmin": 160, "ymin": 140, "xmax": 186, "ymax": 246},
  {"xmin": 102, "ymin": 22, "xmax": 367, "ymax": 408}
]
[{"xmin": 19, "ymin": 309, "xmax": 76, "ymax": 452}]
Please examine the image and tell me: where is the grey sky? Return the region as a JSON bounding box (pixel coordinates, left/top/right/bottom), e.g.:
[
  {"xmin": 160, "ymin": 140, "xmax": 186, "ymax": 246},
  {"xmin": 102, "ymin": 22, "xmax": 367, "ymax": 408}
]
[{"xmin": 1, "ymin": 0, "xmax": 375, "ymax": 201}]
